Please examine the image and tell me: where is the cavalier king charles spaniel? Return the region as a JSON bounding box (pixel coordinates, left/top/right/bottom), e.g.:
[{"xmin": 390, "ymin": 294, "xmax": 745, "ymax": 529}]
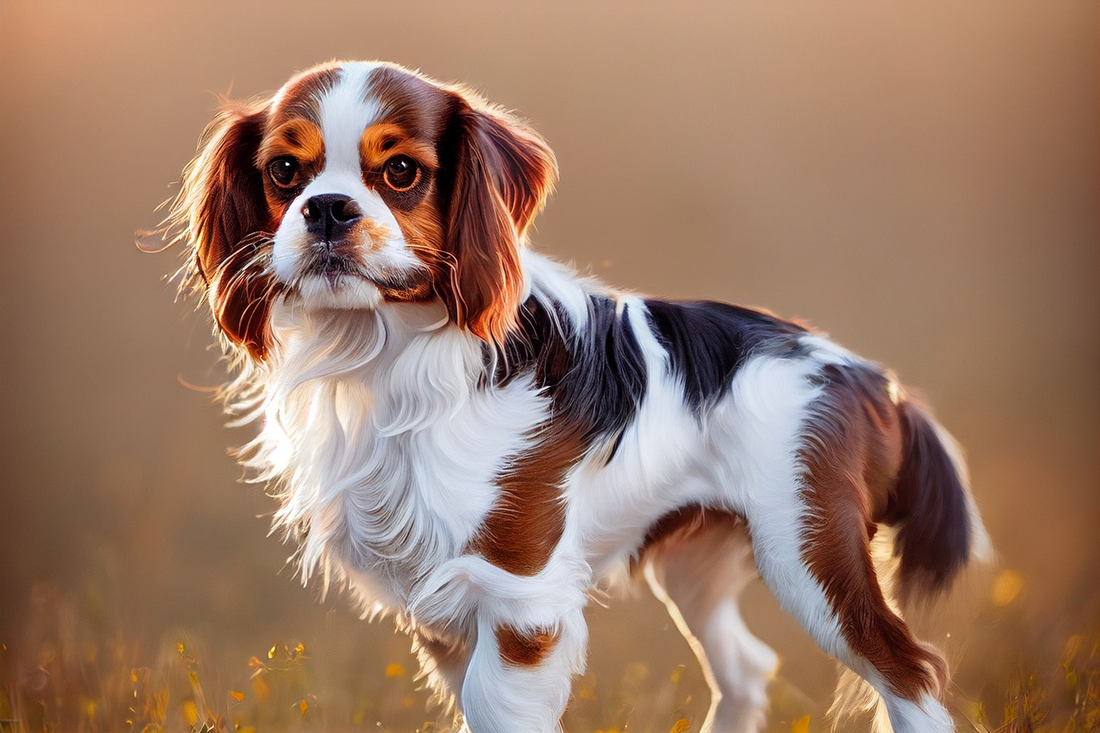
[{"xmin": 166, "ymin": 60, "xmax": 989, "ymax": 733}]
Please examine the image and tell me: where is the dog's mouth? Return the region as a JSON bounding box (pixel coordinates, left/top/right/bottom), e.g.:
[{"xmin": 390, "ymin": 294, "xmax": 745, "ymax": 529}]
[
  {"xmin": 303, "ymin": 249, "xmax": 364, "ymax": 287},
  {"xmin": 293, "ymin": 248, "xmax": 432, "ymax": 303}
]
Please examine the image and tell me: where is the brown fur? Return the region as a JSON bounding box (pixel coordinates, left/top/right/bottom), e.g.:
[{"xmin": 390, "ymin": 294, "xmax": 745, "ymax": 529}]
[
  {"xmin": 184, "ymin": 102, "xmax": 276, "ymax": 359},
  {"xmin": 360, "ymin": 122, "xmax": 440, "ymax": 173},
  {"xmin": 435, "ymin": 98, "xmax": 556, "ymax": 343},
  {"xmin": 466, "ymin": 424, "xmax": 583, "ymax": 576},
  {"xmin": 367, "ymin": 64, "xmax": 454, "ymax": 139},
  {"xmin": 495, "ymin": 624, "xmax": 559, "ymax": 667},
  {"xmin": 258, "ymin": 119, "xmax": 326, "ymax": 195},
  {"xmin": 268, "ymin": 65, "xmax": 340, "ymax": 127},
  {"xmin": 799, "ymin": 369, "xmax": 947, "ymax": 701}
]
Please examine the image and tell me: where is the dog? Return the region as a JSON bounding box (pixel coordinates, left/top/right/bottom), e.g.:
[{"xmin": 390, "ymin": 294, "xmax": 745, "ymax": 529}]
[{"xmin": 166, "ymin": 60, "xmax": 989, "ymax": 733}]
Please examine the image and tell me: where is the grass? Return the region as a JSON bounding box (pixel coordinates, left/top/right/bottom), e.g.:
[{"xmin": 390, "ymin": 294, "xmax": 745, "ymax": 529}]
[
  {"xmin": 0, "ymin": 584, "xmax": 697, "ymax": 733},
  {"xmin": 0, "ymin": 629, "xmax": 697, "ymax": 732},
  {"xmin": 975, "ymin": 633, "xmax": 1100, "ymax": 733},
  {"xmin": 2, "ymin": 582, "xmax": 1098, "ymax": 732}
]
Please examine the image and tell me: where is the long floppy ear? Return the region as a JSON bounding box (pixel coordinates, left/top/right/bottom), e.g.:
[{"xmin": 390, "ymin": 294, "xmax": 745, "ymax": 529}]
[
  {"xmin": 174, "ymin": 101, "xmax": 275, "ymax": 360},
  {"xmin": 439, "ymin": 98, "xmax": 557, "ymax": 342}
]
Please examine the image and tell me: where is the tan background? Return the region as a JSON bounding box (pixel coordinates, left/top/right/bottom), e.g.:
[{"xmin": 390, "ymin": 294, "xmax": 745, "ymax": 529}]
[{"xmin": 1, "ymin": 1, "xmax": 1097, "ymax": 730}]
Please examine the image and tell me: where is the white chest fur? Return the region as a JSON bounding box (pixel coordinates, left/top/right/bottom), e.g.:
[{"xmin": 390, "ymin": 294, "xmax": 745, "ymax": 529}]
[{"xmin": 243, "ymin": 301, "xmax": 548, "ymax": 609}]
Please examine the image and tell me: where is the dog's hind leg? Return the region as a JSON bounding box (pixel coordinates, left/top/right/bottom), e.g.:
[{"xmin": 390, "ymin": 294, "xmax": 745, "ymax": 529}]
[
  {"xmin": 720, "ymin": 355, "xmax": 955, "ymax": 732},
  {"xmin": 643, "ymin": 508, "xmax": 778, "ymax": 733},
  {"xmin": 742, "ymin": 443, "xmax": 955, "ymax": 731},
  {"xmin": 745, "ymin": 477, "xmax": 954, "ymax": 733}
]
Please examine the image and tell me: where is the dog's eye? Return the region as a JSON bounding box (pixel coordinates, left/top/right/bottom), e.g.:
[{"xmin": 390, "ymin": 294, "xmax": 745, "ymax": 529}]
[
  {"xmin": 382, "ymin": 155, "xmax": 421, "ymax": 192},
  {"xmin": 268, "ymin": 157, "xmax": 300, "ymax": 188}
]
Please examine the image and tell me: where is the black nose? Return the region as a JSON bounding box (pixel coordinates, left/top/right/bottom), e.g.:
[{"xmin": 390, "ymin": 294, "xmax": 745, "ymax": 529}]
[{"xmin": 302, "ymin": 194, "xmax": 363, "ymax": 240}]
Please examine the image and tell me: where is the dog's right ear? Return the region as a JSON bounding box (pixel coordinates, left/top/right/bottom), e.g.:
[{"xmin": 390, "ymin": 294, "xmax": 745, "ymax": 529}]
[{"xmin": 173, "ymin": 101, "xmax": 276, "ymax": 360}]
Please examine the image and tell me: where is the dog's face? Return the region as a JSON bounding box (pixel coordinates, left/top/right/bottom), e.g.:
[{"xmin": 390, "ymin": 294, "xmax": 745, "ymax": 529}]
[{"xmin": 176, "ymin": 61, "xmax": 556, "ymax": 358}]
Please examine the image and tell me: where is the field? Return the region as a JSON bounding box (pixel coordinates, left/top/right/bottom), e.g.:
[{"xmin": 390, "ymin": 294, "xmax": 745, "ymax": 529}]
[{"xmin": 2, "ymin": 569, "xmax": 1097, "ymax": 732}]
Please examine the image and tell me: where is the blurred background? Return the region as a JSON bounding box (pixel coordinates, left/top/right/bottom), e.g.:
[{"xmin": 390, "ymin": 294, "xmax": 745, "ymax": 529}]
[{"xmin": 1, "ymin": 1, "xmax": 1097, "ymax": 730}]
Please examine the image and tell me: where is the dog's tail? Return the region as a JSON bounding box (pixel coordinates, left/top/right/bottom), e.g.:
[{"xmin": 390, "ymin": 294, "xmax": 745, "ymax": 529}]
[{"xmin": 887, "ymin": 398, "xmax": 991, "ymax": 608}]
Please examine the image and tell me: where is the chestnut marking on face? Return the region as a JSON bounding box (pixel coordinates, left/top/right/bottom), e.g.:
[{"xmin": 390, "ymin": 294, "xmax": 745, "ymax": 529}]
[
  {"xmin": 269, "ymin": 64, "xmax": 341, "ymax": 127},
  {"xmin": 360, "ymin": 121, "xmax": 438, "ymax": 212},
  {"xmin": 258, "ymin": 119, "xmax": 326, "ymax": 212}
]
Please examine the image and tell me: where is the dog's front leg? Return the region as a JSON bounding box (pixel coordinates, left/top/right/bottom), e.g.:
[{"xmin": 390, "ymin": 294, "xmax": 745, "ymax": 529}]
[{"xmin": 409, "ymin": 553, "xmax": 590, "ymax": 733}]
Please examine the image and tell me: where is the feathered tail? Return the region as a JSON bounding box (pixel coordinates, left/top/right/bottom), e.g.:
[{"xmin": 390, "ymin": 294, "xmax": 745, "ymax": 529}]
[{"xmin": 890, "ymin": 399, "xmax": 991, "ymax": 608}]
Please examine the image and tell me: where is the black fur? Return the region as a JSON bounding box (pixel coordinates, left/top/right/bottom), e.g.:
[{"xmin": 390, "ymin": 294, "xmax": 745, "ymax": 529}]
[
  {"xmin": 893, "ymin": 401, "xmax": 974, "ymax": 601},
  {"xmin": 643, "ymin": 299, "xmax": 808, "ymax": 415},
  {"xmin": 495, "ymin": 294, "xmax": 648, "ymax": 445}
]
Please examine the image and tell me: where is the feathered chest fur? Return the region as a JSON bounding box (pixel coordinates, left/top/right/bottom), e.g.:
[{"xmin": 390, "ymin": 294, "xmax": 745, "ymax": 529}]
[{"xmin": 241, "ymin": 301, "xmax": 550, "ymax": 605}]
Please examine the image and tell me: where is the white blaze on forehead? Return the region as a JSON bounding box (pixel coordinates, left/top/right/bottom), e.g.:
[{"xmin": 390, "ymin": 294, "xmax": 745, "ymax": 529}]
[
  {"xmin": 317, "ymin": 62, "xmax": 385, "ymax": 175},
  {"xmin": 295, "ymin": 62, "xmax": 394, "ymax": 231}
]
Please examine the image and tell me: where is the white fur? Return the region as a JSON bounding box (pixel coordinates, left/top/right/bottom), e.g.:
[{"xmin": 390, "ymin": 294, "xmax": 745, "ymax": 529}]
[
  {"xmin": 318, "ymin": 62, "xmax": 384, "ymax": 171},
  {"xmin": 884, "ymin": 693, "xmax": 956, "ymax": 733},
  {"xmin": 254, "ymin": 300, "xmax": 547, "ymax": 606}
]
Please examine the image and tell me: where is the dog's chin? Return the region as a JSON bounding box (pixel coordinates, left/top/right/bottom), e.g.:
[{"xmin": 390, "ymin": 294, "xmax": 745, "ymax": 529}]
[{"xmin": 292, "ymin": 273, "xmax": 386, "ymax": 311}]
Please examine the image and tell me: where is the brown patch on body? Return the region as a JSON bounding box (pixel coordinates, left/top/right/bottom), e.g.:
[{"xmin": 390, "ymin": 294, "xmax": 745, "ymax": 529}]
[
  {"xmin": 495, "ymin": 624, "xmax": 559, "ymax": 667},
  {"xmin": 466, "ymin": 425, "xmax": 583, "ymax": 576},
  {"xmin": 799, "ymin": 365, "xmax": 947, "ymax": 701}
]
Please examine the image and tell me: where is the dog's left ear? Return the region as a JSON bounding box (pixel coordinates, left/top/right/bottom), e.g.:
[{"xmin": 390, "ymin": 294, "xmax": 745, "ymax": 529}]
[{"xmin": 439, "ymin": 99, "xmax": 557, "ymax": 342}]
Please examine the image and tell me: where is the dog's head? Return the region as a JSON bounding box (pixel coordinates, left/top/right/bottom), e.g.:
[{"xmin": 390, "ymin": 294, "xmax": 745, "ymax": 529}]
[{"xmin": 172, "ymin": 61, "xmax": 556, "ymax": 359}]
